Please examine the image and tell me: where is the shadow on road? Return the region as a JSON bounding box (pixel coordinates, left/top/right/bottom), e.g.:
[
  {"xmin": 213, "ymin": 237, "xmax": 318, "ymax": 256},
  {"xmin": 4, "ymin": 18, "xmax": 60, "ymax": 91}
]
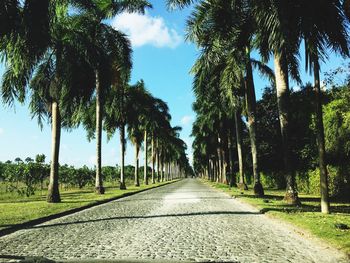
[
  {"xmin": 29, "ymin": 210, "xmax": 261, "ymax": 230},
  {"xmin": 0, "ymin": 255, "xmax": 239, "ymax": 263}
]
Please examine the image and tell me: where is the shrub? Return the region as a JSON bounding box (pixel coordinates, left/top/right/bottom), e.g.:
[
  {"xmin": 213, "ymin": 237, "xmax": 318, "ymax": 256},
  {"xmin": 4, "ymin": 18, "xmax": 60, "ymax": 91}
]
[
  {"xmin": 296, "ymin": 166, "xmax": 343, "ymax": 196},
  {"xmin": 260, "ymin": 172, "xmax": 286, "ymax": 189}
]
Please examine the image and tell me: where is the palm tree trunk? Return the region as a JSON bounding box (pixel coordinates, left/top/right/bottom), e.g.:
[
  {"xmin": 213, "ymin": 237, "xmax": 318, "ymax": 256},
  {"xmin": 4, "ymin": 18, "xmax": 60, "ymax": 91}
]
[
  {"xmin": 169, "ymin": 162, "xmax": 172, "ymax": 180},
  {"xmin": 216, "ymin": 147, "xmax": 221, "ymax": 182},
  {"xmin": 223, "ymin": 139, "xmax": 229, "ymax": 185},
  {"xmin": 245, "ymin": 47, "xmax": 264, "ymax": 196},
  {"xmin": 119, "ymin": 125, "xmax": 126, "ymax": 190},
  {"xmin": 209, "ymin": 159, "xmax": 212, "ymax": 181},
  {"xmin": 168, "ymin": 162, "xmax": 171, "ymax": 181},
  {"xmin": 235, "ymin": 109, "xmax": 248, "ymax": 190},
  {"xmin": 228, "ymin": 136, "xmax": 237, "ymax": 187},
  {"xmin": 314, "ymin": 59, "xmax": 330, "ymax": 213},
  {"xmin": 95, "ymin": 71, "xmax": 104, "ymax": 194},
  {"xmin": 206, "ymin": 159, "xmax": 210, "ymax": 180},
  {"xmin": 156, "ymin": 139, "xmax": 160, "ymax": 182},
  {"xmin": 151, "ymin": 133, "xmax": 155, "ymax": 184},
  {"xmin": 161, "ymin": 152, "xmax": 164, "ymax": 182},
  {"xmin": 47, "ymin": 100, "xmax": 61, "ymax": 203},
  {"xmin": 144, "ymin": 130, "xmax": 148, "ymax": 185},
  {"xmin": 135, "ymin": 143, "xmax": 140, "ymax": 186},
  {"xmin": 274, "ymin": 51, "xmax": 300, "ymax": 205}
]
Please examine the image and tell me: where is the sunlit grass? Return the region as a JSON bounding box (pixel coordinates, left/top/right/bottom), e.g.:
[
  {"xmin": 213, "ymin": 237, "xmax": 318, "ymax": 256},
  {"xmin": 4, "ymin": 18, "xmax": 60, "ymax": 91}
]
[
  {"xmin": 203, "ymin": 179, "xmax": 350, "ymax": 256},
  {"xmin": 0, "ymin": 181, "xmax": 176, "ymax": 231}
]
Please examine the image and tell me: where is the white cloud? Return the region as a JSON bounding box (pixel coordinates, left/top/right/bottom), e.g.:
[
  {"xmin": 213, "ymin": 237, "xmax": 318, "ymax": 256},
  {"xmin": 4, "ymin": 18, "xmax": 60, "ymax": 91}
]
[
  {"xmin": 112, "ymin": 12, "xmax": 182, "ymax": 48},
  {"xmin": 180, "ymin": 115, "xmax": 194, "ymax": 126},
  {"xmin": 0, "ymin": 128, "xmax": 3, "ymax": 136}
]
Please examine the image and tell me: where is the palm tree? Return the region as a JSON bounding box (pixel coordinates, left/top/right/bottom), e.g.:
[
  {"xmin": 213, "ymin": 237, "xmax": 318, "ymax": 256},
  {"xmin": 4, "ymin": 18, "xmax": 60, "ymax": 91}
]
[
  {"xmin": 253, "ymin": 0, "xmax": 302, "ymax": 205},
  {"xmin": 2, "ymin": 3, "xmax": 95, "ymax": 203},
  {"xmin": 146, "ymin": 97, "xmax": 171, "ymax": 183},
  {"xmin": 127, "ymin": 80, "xmax": 151, "ymax": 186},
  {"xmin": 185, "ymin": 0, "xmax": 276, "ymax": 195},
  {"xmin": 73, "ymin": 0, "xmax": 150, "ymax": 194},
  {"xmin": 299, "ymin": 0, "xmax": 349, "ymax": 213},
  {"xmin": 71, "ymin": 16, "xmax": 132, "ymax": 194}
]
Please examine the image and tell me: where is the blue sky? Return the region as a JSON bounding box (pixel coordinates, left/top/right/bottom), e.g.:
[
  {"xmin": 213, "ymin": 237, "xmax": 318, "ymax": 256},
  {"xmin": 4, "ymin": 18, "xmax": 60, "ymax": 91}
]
[{"xmin": 0, "ymin": 1, "xmax": 348, "ymax": 167}]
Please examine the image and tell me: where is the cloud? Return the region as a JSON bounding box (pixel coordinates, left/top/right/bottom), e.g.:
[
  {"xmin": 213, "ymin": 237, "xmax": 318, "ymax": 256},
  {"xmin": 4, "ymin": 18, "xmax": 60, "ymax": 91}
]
[
  {"xmin": 112, "ymin": 12, "xmax": 182, "ymax": 48},
  {"xmin": 0, "ymin": 128, "xmax": 3, "ymax": 136},
  {"xmin": 180, "ymin": 115, "xmax": 194, "ymax": 126}
]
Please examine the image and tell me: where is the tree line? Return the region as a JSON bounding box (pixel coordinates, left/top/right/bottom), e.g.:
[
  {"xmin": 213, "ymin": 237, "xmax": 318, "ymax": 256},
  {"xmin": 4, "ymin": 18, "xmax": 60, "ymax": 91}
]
[
  {"xmin": 0, "ymin": 1, "xmax": 191, "ymax": 203},
  {"xmin": 167, "ymin": 0, "xmax": 350, "ymax": 213},
  {"xmin": 0, "ymin": 155, "xmax": 184, "ymax": 197}
]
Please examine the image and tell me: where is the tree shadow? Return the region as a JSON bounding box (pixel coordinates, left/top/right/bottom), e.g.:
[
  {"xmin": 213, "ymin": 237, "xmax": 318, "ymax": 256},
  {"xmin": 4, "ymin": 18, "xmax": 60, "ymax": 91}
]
[
  {"xmin": 30, "ymin": 210, "xmax": 262, "ymax": 229},
  {"xmin": 236, "ymin": 193, "xmax": 350, "ymax": 214},
  {"xmin": 115, "ymin": 197, "xmax": 233, "ymax": 203}
]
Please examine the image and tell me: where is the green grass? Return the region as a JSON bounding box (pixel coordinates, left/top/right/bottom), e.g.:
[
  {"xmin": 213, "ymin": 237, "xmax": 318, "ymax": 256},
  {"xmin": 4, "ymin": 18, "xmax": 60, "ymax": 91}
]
[
  {"xmin": 202, "ymin": 179, "xmax": 350, "ymax": 256},
  {"xmin": 0, "ymin": 181, "xmax": 176, "ymax": 232}
]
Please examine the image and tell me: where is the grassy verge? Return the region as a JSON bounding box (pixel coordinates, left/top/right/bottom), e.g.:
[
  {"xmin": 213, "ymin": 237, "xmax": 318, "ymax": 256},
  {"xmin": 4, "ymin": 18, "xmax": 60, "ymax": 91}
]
[
  {"xmin": 0, "ymin": 181, "xmax": 177, "ymax": 232},
  {"xmin": 202, "ymin": 179, "xmax": 350, "ymax": 256}
]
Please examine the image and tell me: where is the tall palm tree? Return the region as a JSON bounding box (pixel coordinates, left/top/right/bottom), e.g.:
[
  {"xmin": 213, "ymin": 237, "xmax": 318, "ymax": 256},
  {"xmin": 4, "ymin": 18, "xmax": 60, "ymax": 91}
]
[
  {"xmin": 127, "ymin": 80, "xmax": 151, "ymax": 186},
  {"xmin": 71, "ymin": 15, "xmax": 132, "ymax": 194},
  {"xmin": 2, "ymin": 3, "xmax": 96, "ymax": 203},
  {"xmin": 299, "ymin": 0, "xmax": 349, "ymax": 213},
  {"xmin": 185, "ymin": 0, "xmax": 275, "ymax": 194},
  {"xmin": 253, "ymin": 0, "xmax": 302, "ymax": 205},
  {"xmin": 73, "ymin": 0, "xmax": 150, "ymax": 193}
]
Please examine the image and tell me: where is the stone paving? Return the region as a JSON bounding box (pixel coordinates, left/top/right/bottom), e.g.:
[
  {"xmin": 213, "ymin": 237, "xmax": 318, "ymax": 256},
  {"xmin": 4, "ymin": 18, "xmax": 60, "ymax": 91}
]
[{"xmin": 0, "ymin": 179, "xmax": 348, "ymax": 262}]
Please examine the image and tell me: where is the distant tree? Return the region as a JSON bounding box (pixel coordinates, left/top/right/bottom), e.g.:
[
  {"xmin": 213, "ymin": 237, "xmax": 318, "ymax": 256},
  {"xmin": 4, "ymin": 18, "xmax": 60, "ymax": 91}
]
[
  {"xmin": 25, "ymin": 157, "xmax": 34, "ymax": 163},
  {"xmin": 35, "ymin": 154, "xmax": 46, "ymax": 164},
  {"xmin": 14, "ymin": 157, "xmax": 22, "ymax": 164}
]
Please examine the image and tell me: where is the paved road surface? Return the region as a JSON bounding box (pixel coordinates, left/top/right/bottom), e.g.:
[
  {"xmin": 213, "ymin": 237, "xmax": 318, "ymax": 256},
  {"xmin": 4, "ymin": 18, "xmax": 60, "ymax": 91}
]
[{"xmin": 0, "ymin": 179, "xmax": 347, "ymax": 262}]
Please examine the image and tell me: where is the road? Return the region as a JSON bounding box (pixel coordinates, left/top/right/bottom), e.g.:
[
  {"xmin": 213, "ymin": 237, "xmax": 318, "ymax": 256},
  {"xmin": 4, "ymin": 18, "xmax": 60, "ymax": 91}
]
[{"xmin": 0, "ymin": 179, "xmax": 347, "ymax": 262}]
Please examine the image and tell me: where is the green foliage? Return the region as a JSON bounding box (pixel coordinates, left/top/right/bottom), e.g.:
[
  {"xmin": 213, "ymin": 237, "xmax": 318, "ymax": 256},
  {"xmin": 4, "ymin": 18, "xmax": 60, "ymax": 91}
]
[
  {"xmin": 296, "ymin": 167, "xmax": 340, "ymax": 196},
  {"xmin": 260, "ymin": 172, "xmax": 285, "ymax": 189},
  {"xmin": 59, "ymin": 165, "xmax": 94, "ymax": 189},
  {"xmin": 1, "ymin": 160, "xmax": 49, "ymax": 197},
  {"xmin": 255, "ymin": 83, "xmax": 350, "ymax": 196},
  {"xmin": 205, "ymin": 179, "xmax": 350, "ymax": 255}
]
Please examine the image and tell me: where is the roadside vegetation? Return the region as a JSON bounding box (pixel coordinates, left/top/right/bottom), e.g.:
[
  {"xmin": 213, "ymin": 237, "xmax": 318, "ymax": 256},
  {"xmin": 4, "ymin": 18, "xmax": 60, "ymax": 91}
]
[
  {"xmin": 203, "ymin": 179, "xmax": 350, "ymax": 256},
  {"xmin": 169, "ymin": 0, "xmax": 350, "ymax": 215}
]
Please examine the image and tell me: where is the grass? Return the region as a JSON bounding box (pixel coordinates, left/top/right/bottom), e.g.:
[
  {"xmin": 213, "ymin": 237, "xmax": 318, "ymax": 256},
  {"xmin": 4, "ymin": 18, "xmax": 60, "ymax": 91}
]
[
  {"xmin": 202, "ymin": 179, "xmax": 350, "ymax": 257},
  {"xmin": 0, "ymin": 180, "xmax": 176, "ymax": 232}
]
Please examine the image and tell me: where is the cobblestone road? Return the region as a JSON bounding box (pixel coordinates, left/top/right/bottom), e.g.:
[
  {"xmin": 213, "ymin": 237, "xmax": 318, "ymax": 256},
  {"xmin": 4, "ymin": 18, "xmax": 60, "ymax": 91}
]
[{"xmin": 0, "ymin": 179, "xmax": 347, "ymax": 262}]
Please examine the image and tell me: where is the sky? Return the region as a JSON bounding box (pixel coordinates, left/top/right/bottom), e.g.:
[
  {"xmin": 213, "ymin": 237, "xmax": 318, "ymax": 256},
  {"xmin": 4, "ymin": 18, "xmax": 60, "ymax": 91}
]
[{"xmin": 0, "ymin": 1, "xmax": 348, "ymax": 168}]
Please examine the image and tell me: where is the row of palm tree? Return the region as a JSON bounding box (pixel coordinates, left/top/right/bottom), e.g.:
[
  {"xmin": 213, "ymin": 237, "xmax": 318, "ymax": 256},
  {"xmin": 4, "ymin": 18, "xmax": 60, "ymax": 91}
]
[
  {"xmin": 0, "ymin": 0, "xmax": 191, "ymax": 203},
  {"xmin": 168, "ymin": 0, "xmax": 350, "ymax": 213}
]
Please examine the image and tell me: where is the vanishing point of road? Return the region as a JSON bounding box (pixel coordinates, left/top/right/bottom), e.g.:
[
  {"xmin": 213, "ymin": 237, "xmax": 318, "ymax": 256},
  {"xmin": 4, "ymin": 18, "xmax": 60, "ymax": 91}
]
[{"xmin": 0, "ymin": 179, "xmax": 347, "ymax": 263}]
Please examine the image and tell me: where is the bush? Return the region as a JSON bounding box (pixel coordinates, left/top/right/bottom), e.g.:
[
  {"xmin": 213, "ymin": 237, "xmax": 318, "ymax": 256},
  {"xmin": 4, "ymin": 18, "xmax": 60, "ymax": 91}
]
[
  {"xmin": 296, "ymin": 166, "xmax": 345, "ymax": 196},
  {"xmin": 260, "ymin": 172, "xmax": 286, "ymax": 189}
]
